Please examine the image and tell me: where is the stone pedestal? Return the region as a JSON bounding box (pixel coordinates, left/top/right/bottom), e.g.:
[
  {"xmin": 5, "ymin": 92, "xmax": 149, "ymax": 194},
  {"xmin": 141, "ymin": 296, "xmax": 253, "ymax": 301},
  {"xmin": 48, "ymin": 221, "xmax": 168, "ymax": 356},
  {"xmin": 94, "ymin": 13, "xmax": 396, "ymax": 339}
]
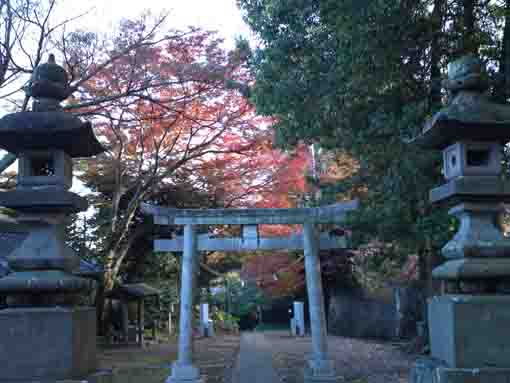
[
  {"xmin": 411, "ymin": 295, "xmax": 510, "ymax": 382},
  {"xmin": 10, "ymin": 371, "xmax": 114, "ymax": 383},
  {"xmin": 166, "ymin": 364, "xmax": 204, "ymax": 383},
  {"xmin": 0, "ymin": 307, "xmax": 96, "ymax": 382},
  {"xmin": 23, "ymin": 370, "xmax": 115, "ymax": 383},
  {"xmin": 411, "ymin": 358, "xmax": 510, "ymax": 383},
  {"xmin": 303, "ymin": 359, "xmax": 337, "ymax": 383},
  {"xmin": 429, "ymin": 295, "xmax": 510, "ymax": 369}
]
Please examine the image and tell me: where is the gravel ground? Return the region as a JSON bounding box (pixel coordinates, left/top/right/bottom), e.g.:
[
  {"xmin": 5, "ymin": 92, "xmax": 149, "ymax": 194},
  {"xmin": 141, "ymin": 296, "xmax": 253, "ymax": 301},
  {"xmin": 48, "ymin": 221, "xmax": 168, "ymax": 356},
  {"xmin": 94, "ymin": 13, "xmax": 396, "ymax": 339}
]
[
  {"xmin": 267, "ymin": 331, "xmax": 416, "ymax": 383},
  {"xmin": 97, "ymin": 333, "xmax": 240, "ymax": 383},
  {"xmin": 97, "ymin": 331, "xmax": 415, "ymax": 383}
]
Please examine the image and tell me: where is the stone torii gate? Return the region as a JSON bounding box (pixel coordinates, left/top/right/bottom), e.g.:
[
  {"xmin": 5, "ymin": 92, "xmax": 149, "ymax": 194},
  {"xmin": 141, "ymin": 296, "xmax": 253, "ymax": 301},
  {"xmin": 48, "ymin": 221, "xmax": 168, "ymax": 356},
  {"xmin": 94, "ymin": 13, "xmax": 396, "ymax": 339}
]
[{"xmin": 142, "ymin": 200, "xmax": 358, "ymax": 383}]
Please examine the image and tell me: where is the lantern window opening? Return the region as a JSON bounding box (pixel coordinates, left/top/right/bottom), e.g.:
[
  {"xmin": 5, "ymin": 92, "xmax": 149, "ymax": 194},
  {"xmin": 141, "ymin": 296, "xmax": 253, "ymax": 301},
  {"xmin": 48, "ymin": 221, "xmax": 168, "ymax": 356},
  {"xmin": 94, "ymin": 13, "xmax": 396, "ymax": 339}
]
[
  {"xmin": 30, "ymin": 154, "xmax": 55, "ymax": 177},
  {"xmin": 466, "ymin": 149, "xmax": 490, "ymax": 167}
]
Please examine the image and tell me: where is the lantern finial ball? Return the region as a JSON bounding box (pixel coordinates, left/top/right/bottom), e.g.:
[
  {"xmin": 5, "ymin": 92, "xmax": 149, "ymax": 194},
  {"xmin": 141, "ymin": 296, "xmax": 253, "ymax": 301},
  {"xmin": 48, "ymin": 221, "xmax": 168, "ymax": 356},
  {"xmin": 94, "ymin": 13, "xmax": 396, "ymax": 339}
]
[{"xmin": 443, "ymin": 55, "xmax": 488, "ymax": 93}]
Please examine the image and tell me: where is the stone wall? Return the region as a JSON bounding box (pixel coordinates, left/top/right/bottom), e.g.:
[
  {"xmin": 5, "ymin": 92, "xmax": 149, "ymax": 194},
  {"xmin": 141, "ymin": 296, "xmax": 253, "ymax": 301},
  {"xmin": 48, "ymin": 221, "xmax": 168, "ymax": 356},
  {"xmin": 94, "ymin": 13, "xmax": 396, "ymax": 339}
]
[{"xmin": 328, "ymin": 284, "xmax": 423, "ymax": 339}]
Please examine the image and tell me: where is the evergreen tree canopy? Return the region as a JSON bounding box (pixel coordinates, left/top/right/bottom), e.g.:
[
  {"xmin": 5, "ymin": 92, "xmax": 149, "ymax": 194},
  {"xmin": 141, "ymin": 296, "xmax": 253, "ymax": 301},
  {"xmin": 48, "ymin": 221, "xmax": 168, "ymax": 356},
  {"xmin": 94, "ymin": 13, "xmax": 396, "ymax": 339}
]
[{"xmin": 237, "ymin": 0, "xmax": 510, "ymax": 272}]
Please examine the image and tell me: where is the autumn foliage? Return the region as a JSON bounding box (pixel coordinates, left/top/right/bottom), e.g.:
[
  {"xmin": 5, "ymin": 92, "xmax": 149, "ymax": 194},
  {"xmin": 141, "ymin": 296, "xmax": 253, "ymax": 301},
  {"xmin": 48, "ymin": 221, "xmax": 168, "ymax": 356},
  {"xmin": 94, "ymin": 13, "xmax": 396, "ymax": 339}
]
[
  {"xmin": 241, "ymin": 249, "xmax": 355, "ymax": 299},
  {"xmin": 61, "ymin": 14, "xmax": 331, "ymax": 301}
]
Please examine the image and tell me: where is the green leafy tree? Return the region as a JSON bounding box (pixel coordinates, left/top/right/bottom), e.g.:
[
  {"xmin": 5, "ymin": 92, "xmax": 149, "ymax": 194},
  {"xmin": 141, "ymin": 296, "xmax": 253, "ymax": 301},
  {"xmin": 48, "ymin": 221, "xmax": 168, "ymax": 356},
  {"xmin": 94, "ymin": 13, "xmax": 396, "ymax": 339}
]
[{"xmin": 237, "ymin": 0, "xmax": 510, "ymax": 287}]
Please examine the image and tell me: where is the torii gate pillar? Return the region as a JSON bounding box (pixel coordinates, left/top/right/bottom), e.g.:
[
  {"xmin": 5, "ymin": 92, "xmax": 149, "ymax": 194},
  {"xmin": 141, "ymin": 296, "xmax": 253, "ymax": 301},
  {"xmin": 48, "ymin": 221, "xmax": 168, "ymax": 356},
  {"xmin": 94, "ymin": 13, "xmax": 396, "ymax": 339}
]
[
  {"xmin": 303, "ymin": 222, "xmax": 336, "ymax": 382},
  {"xmin": 167, "ymin": 224, "xmax": 203, "ymax": 383}
]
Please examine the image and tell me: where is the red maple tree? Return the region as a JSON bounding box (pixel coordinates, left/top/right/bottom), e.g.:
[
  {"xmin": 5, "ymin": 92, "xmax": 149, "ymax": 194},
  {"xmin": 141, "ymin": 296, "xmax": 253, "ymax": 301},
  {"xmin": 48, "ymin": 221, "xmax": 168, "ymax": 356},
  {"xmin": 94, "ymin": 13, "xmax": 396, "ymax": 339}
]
[{"xmin": 65, "ymin": 21, "xmax": 272, "ymax": 292}]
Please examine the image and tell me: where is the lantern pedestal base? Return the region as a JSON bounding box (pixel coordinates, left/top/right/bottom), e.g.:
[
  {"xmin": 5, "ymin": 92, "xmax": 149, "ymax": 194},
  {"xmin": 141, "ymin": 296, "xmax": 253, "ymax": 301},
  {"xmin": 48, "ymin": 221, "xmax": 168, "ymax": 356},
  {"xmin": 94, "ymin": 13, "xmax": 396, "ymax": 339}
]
[
  {"xmin": 410, "ymin": 358, "xmax": 510, "ymax": 383},
  {"xmin": 0, "ymin": 307, "xmax": 96, "ymax": 382},
  {"xmin": 8, "ymin": 370, "xmax": 115, "ymax": 383},
  {"xmin": 428, "ymin": 295, "xmax": 510, "ymax": 368}
]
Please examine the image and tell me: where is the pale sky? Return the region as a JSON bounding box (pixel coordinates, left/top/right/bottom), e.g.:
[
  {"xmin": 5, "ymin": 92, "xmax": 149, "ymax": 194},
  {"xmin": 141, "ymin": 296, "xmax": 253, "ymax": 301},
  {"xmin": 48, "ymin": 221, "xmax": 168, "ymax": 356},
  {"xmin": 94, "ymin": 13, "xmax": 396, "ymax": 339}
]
[
  {"xmin": 1, "ymin": 0, "xmax": 255, "ymax": 182},
  {"xmin": 57, "ymin": 0, "xmax": 253, "ymax": 48},
  {"xmin": 59, "ymin": 0, "xmax": 253, "ymax": 196}
]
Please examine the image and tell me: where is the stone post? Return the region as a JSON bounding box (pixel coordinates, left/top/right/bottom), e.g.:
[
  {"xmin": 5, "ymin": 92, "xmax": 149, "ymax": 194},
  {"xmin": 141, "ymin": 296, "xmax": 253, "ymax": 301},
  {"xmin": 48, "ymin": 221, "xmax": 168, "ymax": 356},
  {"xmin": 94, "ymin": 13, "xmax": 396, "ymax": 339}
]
[
  {"xmin": 167, "ymin": 224, "xmax": 203, "ymax": 383},
  {"xmin": 291, "ymin": 317, "xmax": 297, "ymax": 336},
  {"xmin": 121, "ymin": 299, "xmax": 129, "ymax": 342},
  {"xmin": 200, "ymin": 303, "xmax": 213, "ymax": 337},
  {"xmin": 303, "ymin": 222, "xmax": 337, "ymax": 382},
  {"xmin": 137, "ymin": 299, "xmax": 145, "ymax": 348},
  {"xmin": 294, "ymin": 301, "xmax": 305, "ymax": 337},
  {"xmin": 153, "ymin": 318, "xmax": 158, "ymax": 343}
]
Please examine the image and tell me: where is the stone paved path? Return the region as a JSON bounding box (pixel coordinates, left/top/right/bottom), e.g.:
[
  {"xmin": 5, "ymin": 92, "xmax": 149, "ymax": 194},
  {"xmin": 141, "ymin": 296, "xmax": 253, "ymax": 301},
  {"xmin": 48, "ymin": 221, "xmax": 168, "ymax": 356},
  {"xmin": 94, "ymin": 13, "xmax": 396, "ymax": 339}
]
[{"xmin": 233, "ymin": 332, "xmax": 279, "ymax": 383}]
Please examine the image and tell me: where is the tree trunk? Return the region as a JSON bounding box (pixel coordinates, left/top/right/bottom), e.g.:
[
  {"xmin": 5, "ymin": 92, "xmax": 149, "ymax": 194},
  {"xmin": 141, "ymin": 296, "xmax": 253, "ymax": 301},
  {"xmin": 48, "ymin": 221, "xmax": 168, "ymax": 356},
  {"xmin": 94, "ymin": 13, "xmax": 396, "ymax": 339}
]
[
  {"xmin": 98, "ymin": 245, "xmax": 133, "ymax": 333},
  {"xmin": 94, "ymin": 280, "xmax": 107, "ymax": 336},
  {"xmin": 96, "ymin": 220, "xmax": 150, "ymax": 336},
  {"xmin": 496, "ymin": 0, "xmax": 510, "ymax": 103},
  {"xmin": 323, "ymin": 283, "xmax": 331, "ymax": 330},
  {"xmin": 418, "ymin": 237, "xmax": 443, "ymax": 298},
  {"xmin": 430, "ymin": 0, "xmax": 445, "ymax": 110},
  {"xmin": 462, "ymin": 0, "xmax": 478, "ymax": 55}
]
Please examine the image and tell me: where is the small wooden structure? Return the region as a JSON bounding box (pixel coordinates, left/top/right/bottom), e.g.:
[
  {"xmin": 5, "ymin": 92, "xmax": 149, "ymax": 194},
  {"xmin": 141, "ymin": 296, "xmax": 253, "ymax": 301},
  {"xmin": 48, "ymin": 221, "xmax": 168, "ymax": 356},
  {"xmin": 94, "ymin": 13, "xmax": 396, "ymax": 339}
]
[{"xmin": 107, "ymin": 283, "xmax": 162, "ymax": 347}]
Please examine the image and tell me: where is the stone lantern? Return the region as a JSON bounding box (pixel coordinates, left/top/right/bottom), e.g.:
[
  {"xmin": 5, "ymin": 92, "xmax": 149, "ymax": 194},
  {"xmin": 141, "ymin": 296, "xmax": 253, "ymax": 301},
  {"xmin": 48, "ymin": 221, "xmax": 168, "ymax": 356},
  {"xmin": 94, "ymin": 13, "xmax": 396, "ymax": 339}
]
[
  {"xmin": 0, "ymin": 55, "xmax": 106, "ymax": 382},
  {"xmin": 411, "ymin": 55, "xmax": 510, "ymax": 382}
]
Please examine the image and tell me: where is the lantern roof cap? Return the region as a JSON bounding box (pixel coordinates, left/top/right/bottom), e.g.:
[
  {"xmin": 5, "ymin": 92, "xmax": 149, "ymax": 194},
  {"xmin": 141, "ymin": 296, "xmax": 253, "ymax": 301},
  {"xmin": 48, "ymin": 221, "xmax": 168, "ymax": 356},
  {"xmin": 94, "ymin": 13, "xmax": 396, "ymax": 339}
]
[
  {"xmin": 414, "ymin": 56, "xmax": 510, "ymax": 149},
  {"xmin": 0, "ymin": 111, "xmax": 104, "ymax": 157},
  {"xmin": 0, "ymin": 54, "xmax": 104, "ymax": 157}
]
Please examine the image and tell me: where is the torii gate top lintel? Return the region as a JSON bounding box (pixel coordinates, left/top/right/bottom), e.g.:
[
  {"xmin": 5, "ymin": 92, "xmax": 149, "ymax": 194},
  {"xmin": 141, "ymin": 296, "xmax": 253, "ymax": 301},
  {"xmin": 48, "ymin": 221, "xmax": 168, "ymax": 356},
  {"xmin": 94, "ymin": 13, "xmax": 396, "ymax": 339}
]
[
  {"xmin": 142, "ymin": 200, "xmax": 359, "ymax": 252},
  {"xmin": 141, "ymin": 200, "xmax": 359, "ymax": 226}
]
